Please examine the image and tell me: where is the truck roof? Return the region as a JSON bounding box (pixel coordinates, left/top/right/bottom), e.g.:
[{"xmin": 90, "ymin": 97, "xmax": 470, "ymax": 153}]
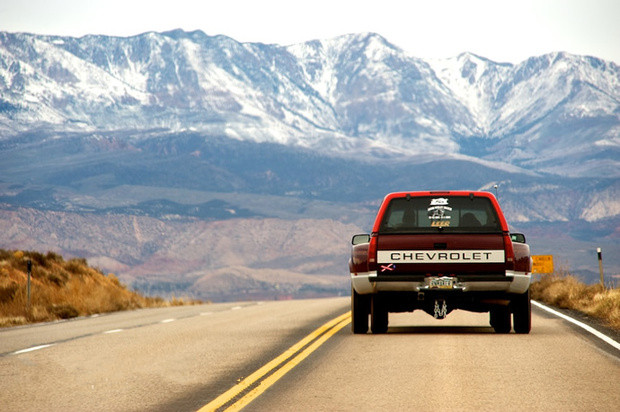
[{"xmin": 381, "ymin": 190, "xmax": 497, "ymax": 200}]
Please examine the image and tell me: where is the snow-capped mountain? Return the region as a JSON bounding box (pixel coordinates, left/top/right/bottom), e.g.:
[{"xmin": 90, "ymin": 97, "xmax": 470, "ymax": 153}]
[
  {"xmin": 1, "ymin": 30, "xmax": 618, "ymax": 177},
  {"xmin": 429, "ymin": 52, "xmax": 620, "ymax": 176}
]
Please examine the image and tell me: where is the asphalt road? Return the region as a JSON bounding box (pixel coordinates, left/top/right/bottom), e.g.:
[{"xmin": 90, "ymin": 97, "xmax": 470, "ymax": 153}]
[{"xmin": 2, "ymin": 297, "xmax": 619, "ymax": 411}]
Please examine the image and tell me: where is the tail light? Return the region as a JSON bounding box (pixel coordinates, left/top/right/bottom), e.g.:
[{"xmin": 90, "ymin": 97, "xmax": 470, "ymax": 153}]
[
  {"xmin": 503, "ymin": 232, "xmax": 515, "ymax": 270},
  {"xmin": 368, "ymin": 235, "xmax": 378, "ymax": 272}
]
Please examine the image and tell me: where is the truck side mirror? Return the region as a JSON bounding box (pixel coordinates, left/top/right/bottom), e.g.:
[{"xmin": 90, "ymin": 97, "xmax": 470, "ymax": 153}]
[
  {"xmin": 352, "ymin": 234, "xmax": 370, "ymax": 245},
  {"xmin": 510, "ymin": 233, "xmax": 526, "ymax": 243}
]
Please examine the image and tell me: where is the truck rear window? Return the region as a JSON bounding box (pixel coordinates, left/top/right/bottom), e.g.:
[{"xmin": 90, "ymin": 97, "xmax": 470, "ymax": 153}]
[{"xmin": 379, "ymin": 196, "xmax": 502, "ymax": 233}]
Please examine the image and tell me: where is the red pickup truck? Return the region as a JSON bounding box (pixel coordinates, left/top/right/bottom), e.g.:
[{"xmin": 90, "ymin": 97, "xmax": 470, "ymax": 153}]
[{"xmin": 349, "ymin": 191, "xmax": 532, "ymax": 334}]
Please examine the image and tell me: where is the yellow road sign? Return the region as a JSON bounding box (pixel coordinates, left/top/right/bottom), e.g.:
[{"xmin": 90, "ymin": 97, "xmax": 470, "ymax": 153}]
[{"xmin": 532, "ymin": 255, "xmax": 554, "ymax": 274}]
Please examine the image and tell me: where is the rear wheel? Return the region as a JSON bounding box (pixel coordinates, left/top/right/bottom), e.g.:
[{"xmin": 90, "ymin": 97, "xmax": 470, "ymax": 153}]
[
  {"xmin": 370, "ymin": 295, "xmax": 388, "ymax": 334},
  {"xmin": 512, "ymin": 289, "xmax": 532, "ymax": 334},
  {"xmin": 490, "ymin": 307, "xmax": 511, "ymax": 333},
  {"xmin": 351, "ymin": 287, "xmax": 370, "ymax": 334}
]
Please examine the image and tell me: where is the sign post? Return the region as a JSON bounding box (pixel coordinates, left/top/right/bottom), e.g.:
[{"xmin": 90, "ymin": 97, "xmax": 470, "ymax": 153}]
[
  {"xmin": 597, "ymin": 248, "xmax": 604, "ymax": 287},
  {"xmin": 27, "ymin": 259, "xmax": 32, "ymax": 309}
]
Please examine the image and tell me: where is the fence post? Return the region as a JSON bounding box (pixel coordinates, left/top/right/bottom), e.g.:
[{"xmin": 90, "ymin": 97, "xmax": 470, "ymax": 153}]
[{"xmin": 597, "ymin": 248, "xmax": 604, "ymax": 287}]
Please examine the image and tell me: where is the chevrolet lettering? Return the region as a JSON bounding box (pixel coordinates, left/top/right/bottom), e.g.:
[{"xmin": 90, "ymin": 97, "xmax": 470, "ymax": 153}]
[
  {"xmin": 379, "ymin": 250, "xmax": 505, "ymax": 263},
  {"xmin": 349, "ymin": 191, "xmax": 532, "ymax": 334}
]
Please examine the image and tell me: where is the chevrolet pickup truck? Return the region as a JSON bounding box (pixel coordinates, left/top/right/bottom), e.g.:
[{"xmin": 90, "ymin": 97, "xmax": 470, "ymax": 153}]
[{"xmin": 349, "ymin": 191, "xmax": 532, "ymax": 334}]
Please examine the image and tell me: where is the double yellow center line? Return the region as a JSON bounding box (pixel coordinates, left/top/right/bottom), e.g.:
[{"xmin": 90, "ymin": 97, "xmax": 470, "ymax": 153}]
[{"xmin": 199, "ymin": 311, "xmax": 351, "ymax": 411}]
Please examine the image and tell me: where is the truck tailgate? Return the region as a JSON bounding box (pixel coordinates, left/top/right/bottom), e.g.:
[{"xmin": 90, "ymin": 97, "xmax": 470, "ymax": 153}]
[{"xmin": 376, "ymin": 233, "xmax": 506, "ymax": 277}]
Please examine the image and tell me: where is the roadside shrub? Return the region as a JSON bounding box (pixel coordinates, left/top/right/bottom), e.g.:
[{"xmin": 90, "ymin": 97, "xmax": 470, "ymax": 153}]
[
  {"xmin": 45, "ymin": 251, "xmax": 63, "ymax": 263},
  {"xmin": 65, "ymin": 258, "xmax": 90, "ymax": 276},
  {"xmin": 531, "ymin": 273, "xmax": 620, "ymax": 330},
  {"xmin": 47, "ymin": 271, "xmax": 69, "ymax": 287},
  {"xmin": 107, "ymin": 273, "xmax": 121, "ymax": 287},
  {"xmin": 27, "ymin": 251, "xmax": 49, "ymax": 268},
  {"xmin": 0, "ymin": 249, "xmax": 13, "ymax": 260},
  {"xmin": 0, "ymin": 280, "xmax": 19, "ymax": 302},
  {"xmin": 50, "ymin": 304, "xmax": 79, "ymax": 319}
]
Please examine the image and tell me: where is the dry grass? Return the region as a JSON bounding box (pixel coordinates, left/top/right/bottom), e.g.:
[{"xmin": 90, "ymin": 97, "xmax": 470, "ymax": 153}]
[
  {"xmin": 0, "ymin": 249, "xmax": 201, "ymax": 328},
  {"xmin": 531, "ymin": 271, "xmax": 620, "ymax": 330}
]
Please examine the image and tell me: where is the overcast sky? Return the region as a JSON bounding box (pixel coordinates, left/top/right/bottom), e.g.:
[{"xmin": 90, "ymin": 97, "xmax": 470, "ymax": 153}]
[{"xmin": 2, "ymin": 0, "xmax": 619, "ymax": 64}]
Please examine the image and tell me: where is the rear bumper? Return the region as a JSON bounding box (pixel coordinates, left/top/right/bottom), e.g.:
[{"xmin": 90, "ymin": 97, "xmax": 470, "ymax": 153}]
[{"xmin": 351, "ymin": 270, "xmax": 531, "ymax": 295}]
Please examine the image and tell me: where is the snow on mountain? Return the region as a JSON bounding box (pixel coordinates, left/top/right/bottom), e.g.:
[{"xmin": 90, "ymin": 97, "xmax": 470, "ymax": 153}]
[
  {"xmin": 429, "ymin": 51, "xmax": 620, "ymax": 137},
  {"xmin": 288, "ymin": 33, "xmax": 472, "ymax": 154},
  {"xmin": 496, "ymin": 52, "xmax": 619, "ymax": 137},
  {"xmin": 1, "ymin": 30, "xmax": 619, "ymax": 177},
  {"xmin": 427, "ymin": 52, "xmax": 513, "ymax": 134},
  {"xmin": 428, "ymin": 51, "xmax": 620, "ymax": 176}
]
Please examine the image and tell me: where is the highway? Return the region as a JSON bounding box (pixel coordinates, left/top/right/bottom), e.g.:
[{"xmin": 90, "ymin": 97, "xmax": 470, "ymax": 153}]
[{"xmin": 2, "ymin": 297, "xmax": 619, "ymax": 411}]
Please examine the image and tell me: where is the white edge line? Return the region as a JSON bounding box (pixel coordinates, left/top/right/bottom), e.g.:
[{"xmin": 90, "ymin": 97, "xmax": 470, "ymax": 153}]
[
  {"xmin": 103, "ymin": 329, "xmax": 124, "ymax": 334},
  {"xmin": 160, "ymin": 318, "xmax": 175, "ymax": 323},
  {"xmin": 13, "ymin": 344, "xmax": 54, "ymax": 355},
  {"xmin": 532, "ymin": 300, "xmax": 620, "ymax": 351}
]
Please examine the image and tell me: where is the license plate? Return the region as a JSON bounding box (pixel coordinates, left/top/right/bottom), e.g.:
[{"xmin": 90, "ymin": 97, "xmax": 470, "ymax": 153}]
[{"xmin": 429, "ymin": 277, "xmax": 455, "ymax": 289}]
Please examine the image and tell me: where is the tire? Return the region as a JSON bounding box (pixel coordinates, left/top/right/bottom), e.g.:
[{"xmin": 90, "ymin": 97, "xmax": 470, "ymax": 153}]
[
  {"xmin": 370, "ymin": 295, "xmax": 388, "ymax": 334},
  {"xmin": 490, "ymin": 307, "xmax": 511, "ymax": 333},
  {"xmin": 351, "ymin": 286, "xmax": 370, "ymax": 334},
  {"xmin": 512, "ymin": 289, "xmax": 532, "ymax": 334}
]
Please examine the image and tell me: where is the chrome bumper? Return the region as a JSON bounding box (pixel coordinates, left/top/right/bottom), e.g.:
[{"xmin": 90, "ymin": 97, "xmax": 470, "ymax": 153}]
[{"xmin": 350, "ymin": 270, "xmax": 531, "ymax": 295}]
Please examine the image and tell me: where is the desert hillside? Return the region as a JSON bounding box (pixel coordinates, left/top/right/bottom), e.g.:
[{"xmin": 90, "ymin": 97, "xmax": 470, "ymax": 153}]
[{"xmin": 0, "ymin": 249, "xmax": 195, "ymax": 327}]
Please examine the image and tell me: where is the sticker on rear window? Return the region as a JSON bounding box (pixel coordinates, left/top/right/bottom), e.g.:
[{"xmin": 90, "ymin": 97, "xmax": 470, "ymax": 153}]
[{"xmin": 428, "ymin": 198, "xmax": 452, "ymax": 226}]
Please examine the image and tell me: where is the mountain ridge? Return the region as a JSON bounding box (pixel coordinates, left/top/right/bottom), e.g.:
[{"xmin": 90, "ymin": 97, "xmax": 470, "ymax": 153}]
[{"xmin": 1, "ymin": 30, "xmax": 618, "ymax": 177}]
